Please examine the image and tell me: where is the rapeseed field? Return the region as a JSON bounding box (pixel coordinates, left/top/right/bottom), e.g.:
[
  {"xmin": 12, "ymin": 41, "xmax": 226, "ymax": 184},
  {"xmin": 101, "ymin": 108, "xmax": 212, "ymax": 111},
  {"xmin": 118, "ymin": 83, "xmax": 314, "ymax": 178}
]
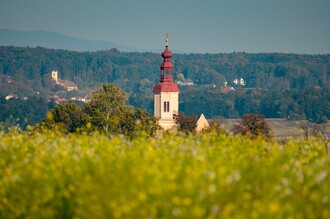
[{"xmin": 0, "ymin": 130, "xmax": 329, "ymax": 218}]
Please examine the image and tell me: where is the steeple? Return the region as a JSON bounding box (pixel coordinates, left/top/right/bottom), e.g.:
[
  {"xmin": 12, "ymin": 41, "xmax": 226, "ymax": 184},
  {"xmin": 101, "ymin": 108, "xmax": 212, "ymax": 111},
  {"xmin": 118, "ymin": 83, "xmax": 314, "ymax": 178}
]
[
  {"xmin": 153, "ymin": 33, "xmax": 179, "ymax": 91},
  {"xmin": 153, "ymin": 33, "xmax": 180, "ymax": 130}
]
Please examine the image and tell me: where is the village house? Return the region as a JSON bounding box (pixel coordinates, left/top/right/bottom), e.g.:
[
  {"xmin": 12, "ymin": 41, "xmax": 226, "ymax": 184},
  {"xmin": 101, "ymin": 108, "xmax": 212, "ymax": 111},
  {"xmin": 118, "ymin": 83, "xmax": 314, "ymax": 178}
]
[
  {"xmin": 52, "ymin": 95, "xmax": 68, "ymax": 104},
  {"xmin": 5, "ymin": 93, "xmax": 18, "ymax": 100},
  {"xmin": 176, "ymin": 79, "xmax": 194, "ymax": 86},
  {"xmin": 51, "ymin": 71, "xmax": 78, "ymax": 91},
  {"xmin": 222, "ymin": 86, "xmax": 235, "ymax": 92},
  {"xmin": 70, "ymin": 96, "xmax": 90, "ymax": 103}
]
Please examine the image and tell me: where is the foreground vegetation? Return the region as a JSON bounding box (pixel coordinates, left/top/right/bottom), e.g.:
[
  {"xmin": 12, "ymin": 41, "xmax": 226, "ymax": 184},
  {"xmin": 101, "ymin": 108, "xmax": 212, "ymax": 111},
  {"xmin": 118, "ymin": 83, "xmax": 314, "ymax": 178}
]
[{"xmin": 0, "ymin": 129, "xmax": 329, "ymax": 218}]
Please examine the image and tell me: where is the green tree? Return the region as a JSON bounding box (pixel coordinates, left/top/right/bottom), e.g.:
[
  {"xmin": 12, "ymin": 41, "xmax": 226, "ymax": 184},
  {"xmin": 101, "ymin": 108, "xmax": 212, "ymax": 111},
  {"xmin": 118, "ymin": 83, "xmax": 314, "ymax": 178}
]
[
  {"xmin": 83, "ymin": 83, "xmax": 133, "ymax": 134},
  {"xmin": 42, "ymin": 83, "xmax": 159, "ymax": 137},
  {"xmin": 125, "ymin": 108, "xmax": 160, "ymax": 138},
  {"xmin": 43, "ymin": 102, "xmax": 88, "ymax": 132}
]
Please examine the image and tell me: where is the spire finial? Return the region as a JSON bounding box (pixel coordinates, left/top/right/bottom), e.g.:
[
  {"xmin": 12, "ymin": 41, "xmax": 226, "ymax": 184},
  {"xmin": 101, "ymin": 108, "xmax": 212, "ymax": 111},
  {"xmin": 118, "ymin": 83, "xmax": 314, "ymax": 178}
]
[{"xmin": 166, "ymin": 32, "xmax": 169, "ymax": 47}]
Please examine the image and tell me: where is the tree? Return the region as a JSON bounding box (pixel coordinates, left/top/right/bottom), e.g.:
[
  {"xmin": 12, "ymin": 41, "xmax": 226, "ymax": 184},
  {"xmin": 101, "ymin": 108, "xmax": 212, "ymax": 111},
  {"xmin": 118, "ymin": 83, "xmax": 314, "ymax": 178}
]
[
  {"xmin": 43, "ymin": 102, "xmax": 88, "ymax": 132},
  {"xmin": 232, "ymin": 114, "xmax": 270, "ymax": 138},
  {"xmin": 126, "ymin": 108, "xmax": 160, "ymax": 137},
  {"xmin": 0, "ymin": 97, "xmax": 52, "ymax": 130},
  {"xmin": 300, "ymin": 121, "xmax": 326, "ymax": 139},
  {"xmin": 42, "ymin": 83, "xmax": 159, "ymax": 137},
  {"xmin": 176, "ymin": 112, "xmax": 197, "ymax": 134},
  {"xmin": 83, "ymin": 83, "xmax": 133, "ymax": 134}
]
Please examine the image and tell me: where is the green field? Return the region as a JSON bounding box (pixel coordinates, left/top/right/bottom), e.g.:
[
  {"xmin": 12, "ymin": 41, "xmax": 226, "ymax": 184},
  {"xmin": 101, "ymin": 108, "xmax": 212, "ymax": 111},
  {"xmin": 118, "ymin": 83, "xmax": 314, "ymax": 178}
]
[
  {"xmin": 219, "ymin": 119, "xmax": 330, "ymax": 140},
  {"xmin": 0, "ymin": 130, "xmax": 329, "ymax": 218}
]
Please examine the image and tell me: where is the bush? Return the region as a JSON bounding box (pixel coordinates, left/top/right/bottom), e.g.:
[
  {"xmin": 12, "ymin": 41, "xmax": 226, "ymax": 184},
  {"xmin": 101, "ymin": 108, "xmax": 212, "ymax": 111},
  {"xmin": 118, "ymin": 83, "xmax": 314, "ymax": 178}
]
[{"xmin": 232, "ymin": 114, "xmax": 270, "ymax": 138}]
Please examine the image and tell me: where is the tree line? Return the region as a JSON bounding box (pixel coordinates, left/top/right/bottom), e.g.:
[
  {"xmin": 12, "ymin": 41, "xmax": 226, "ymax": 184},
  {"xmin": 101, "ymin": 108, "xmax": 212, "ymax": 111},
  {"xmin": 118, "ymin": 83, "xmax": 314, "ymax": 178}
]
[
  {"xmin": 1, "ymin": 47, "xmax": 329, "ymax": 93},
  {"xmin": 0, "ymin": 46, "xmax": 329, "ymax": 125},
  {"xmin": 179, "ymin": 86, "xmax": 329, "ymax": 123},
  {"xmin": 0, "ymin": 96, "xmax": 55, "ymax": 129}
]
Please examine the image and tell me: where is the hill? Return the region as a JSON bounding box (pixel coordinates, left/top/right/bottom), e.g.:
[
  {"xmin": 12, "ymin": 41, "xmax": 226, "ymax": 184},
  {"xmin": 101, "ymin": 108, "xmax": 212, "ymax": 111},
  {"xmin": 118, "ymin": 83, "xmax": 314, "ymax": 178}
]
[
  {"xmin": 0, "ymin": 46, "xmax": 329, "ymax": 128},
  {"xmin": 0, "ymin": 29, "xmax": 142, "ymax": 52}
]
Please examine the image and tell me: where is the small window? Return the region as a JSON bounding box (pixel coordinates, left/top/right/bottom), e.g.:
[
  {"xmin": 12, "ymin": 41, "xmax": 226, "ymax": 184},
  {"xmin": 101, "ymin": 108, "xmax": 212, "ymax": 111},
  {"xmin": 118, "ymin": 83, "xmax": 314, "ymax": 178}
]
[{"xmin": 164, "ymin": 101, "xmax": 170, "ymax": 112}]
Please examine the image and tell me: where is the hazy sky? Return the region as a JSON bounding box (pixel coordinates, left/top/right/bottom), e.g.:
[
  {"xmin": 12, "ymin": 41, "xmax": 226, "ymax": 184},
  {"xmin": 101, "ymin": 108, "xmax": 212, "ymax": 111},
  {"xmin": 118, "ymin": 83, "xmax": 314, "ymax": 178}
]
[{"xmin": 0, "ymin": 0, "xmax": 329, "ymax": 53}]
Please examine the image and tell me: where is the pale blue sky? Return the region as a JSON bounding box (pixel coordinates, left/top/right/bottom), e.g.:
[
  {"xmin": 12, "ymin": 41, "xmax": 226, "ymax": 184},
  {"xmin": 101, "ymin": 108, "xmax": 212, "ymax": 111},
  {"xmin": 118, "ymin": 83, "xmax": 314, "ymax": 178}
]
[{"xmin": 0, "ymin": 0, "xmax": 329, "ymax": 53}]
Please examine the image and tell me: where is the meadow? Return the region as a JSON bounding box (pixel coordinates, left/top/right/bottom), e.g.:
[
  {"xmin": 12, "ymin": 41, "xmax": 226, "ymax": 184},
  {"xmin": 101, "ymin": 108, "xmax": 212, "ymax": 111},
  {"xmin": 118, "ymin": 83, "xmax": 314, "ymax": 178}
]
[
  {"xmin": 0, "ymin": 129, "xmax": 329, "ymax": 218},
  {"xmin": 220, "ymin": 119, "xmax": 330, "ymax": 140}
]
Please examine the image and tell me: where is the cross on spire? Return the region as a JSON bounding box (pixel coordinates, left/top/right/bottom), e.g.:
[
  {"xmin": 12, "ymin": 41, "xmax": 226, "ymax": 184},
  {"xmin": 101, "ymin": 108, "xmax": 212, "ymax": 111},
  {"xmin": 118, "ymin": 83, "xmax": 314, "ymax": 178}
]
[{"xmin": 166, "ymin": 32, "xmax": 169, "ymax": 47}]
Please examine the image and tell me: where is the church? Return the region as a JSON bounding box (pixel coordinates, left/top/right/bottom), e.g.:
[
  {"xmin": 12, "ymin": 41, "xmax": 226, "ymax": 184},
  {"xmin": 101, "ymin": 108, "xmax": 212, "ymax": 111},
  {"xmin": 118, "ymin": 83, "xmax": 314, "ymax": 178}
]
[
  {"xmin": 153, "ymin": 34, "xmax": 179, "ymax": 130},
  {"xmin": 153, "ymin": 34, "xmax": 210, "ymax": 132}
]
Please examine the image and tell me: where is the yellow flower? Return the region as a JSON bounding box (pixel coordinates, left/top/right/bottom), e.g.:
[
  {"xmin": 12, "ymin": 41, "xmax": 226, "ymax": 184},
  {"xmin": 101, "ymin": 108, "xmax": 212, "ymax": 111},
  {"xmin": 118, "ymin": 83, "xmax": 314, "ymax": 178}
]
[
  {"xmin": 183, "ymin": 198, "xmax": 192, "ymax": 206},
  {"xmin": 138, "ymin": 192, "xmax": 147, "ymax": 201},
  {"xmin": 269, "ymin": 202, "xmax": 279, "ymax": 213}
]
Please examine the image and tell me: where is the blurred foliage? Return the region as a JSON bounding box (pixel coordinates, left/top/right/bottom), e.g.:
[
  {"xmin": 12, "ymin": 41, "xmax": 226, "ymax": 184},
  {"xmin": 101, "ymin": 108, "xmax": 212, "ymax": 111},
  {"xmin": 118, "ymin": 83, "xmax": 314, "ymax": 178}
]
[{"xmin": 0, "ymin": 129, "xmax": 329, "ymax": 218}]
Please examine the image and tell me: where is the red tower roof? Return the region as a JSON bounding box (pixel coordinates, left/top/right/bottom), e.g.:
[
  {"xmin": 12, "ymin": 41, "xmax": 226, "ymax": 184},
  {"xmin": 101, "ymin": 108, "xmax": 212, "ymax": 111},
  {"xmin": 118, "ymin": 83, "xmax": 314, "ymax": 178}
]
[
  {"xmin": 153, "ymin": 34, "xmax": 179, "ymax": 93},
  {"xmin": 161, "ymin": 46, "xmax": 172, "ymax": 59},
  {"xmin": 153, "ymin": 82, "xmax": 179, "ymax": 92}
]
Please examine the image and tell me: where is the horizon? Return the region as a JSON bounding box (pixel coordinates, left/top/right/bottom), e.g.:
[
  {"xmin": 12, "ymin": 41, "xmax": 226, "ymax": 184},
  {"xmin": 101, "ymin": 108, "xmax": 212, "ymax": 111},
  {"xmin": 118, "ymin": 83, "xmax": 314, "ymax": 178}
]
[
  {"xmin": 2, "ymin": 28, "xmax": 330, "ymax": 55},
  {"xmin": 0, "ymin": 0, "xmax": 330, "ymax": 54}
]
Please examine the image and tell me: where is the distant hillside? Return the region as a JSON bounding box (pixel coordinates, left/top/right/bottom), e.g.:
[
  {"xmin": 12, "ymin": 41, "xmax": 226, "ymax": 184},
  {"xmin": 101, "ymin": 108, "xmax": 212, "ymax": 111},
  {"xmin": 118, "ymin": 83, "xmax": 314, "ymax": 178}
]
[
  {"xmin": 0, "ymin": 46, "xmax": 329, "ymax": 123},
  {"xmin": 0, "ymin": 29, "xmax": 143, "ymax": 52}
]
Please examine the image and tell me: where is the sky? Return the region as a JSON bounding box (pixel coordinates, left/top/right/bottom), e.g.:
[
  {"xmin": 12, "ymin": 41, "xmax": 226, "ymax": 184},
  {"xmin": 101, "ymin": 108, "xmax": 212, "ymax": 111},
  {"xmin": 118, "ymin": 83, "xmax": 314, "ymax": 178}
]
[{"xmin": 0, "ymin": 0, "xmax": 329, "ymax": 54}]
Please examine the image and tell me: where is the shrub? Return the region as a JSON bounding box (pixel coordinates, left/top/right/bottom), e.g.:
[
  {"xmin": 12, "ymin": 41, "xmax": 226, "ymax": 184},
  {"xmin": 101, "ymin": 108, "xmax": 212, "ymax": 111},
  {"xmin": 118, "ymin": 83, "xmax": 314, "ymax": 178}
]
[{"xmin": 232, "ymin": 113, "xmax": 270, "ymax": 138}]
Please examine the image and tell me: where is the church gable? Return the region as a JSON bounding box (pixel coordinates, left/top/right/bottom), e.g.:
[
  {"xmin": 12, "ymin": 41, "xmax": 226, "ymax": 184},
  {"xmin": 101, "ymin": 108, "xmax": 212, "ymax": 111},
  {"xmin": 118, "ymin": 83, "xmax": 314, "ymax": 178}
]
[{"xmin": 195, "ymin": 113, "xmax": 210, "ymax": 133}]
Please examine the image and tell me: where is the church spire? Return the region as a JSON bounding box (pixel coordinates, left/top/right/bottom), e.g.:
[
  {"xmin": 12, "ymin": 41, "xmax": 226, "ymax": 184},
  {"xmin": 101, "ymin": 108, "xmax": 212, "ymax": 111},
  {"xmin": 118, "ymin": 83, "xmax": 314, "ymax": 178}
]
[
  {"xmin": 166, "ymin": 32, "xmax": 169, "ymax": 47},
  {"xmin": 153, "ymin": 32, "xmax": 179, "ymax": 92},
  {"xmin": 152, "ymin": 33, "xmax": 180, "ymax": 130},
  {"xmin": 159, "ymin": 32, "xmax": 174, "ymax": 82}
]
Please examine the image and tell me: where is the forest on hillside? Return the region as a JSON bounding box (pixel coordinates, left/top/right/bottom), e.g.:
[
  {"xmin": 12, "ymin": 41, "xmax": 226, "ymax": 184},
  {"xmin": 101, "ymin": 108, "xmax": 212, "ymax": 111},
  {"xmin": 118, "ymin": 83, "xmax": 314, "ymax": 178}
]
[{"xmin": 0, "ymin": 46, "xmax": 329, "ymax": 128}]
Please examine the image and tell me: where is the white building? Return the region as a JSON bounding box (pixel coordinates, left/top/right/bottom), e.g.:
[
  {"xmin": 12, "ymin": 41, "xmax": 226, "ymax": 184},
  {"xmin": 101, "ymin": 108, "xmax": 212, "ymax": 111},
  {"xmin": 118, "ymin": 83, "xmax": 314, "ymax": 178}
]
[
  {"xmin": 51, "ymin": 71, "xmax": 59, "ymax": 82},
  {"xmin": 51, "ymin": 71, "xmax": 78, "ymax": 91}
]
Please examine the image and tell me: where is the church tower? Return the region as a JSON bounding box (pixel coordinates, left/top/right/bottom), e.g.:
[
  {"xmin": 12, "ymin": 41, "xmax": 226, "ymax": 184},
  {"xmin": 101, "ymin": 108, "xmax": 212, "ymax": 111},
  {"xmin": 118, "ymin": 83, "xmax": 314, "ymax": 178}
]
[{"xmin": 153, "ymin": 33, "xmax": 179, "ymax": 130}]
